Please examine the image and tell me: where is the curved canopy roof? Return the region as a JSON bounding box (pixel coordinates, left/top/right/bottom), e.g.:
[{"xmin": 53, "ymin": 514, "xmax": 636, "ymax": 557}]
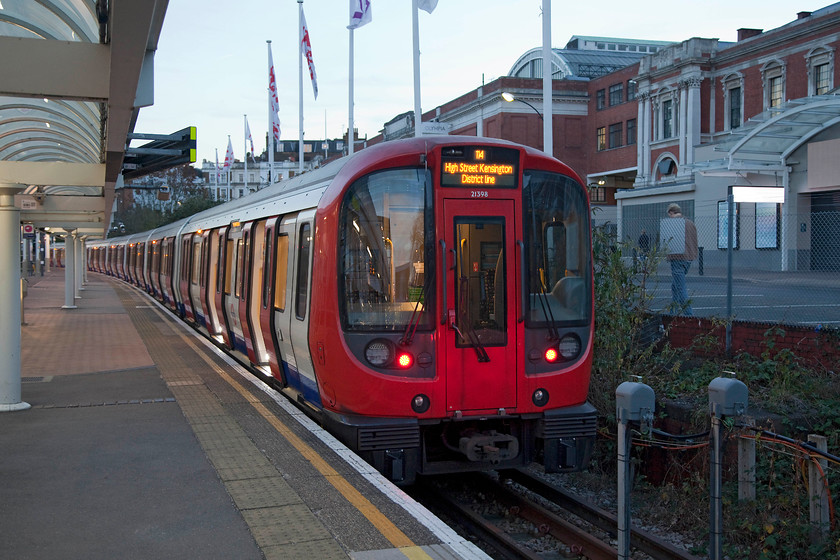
[
  {"xmin": 0, "ymin": 0, "xmax": 169, "ymax": 238},
  {"xmin": 693, "ymin": 94, "xmax": 840, "ymax": 174}
]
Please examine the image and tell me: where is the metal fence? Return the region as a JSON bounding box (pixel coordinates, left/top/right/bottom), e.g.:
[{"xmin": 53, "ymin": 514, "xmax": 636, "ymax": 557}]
[{"xmin": 613, "ymin": 206, "xmax": 840, "ymax": 327}]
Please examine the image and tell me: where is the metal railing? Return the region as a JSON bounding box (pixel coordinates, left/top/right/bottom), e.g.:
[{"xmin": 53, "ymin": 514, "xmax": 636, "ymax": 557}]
[{"xmin": 612, "ymin": 210, "xmax": 840, "ymax": 326}]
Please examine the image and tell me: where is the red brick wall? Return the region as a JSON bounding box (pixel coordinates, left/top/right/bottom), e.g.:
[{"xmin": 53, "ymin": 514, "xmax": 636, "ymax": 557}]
[{"xmin": 662, "ymin": 316, "xmax": 840, "ymax": 371}]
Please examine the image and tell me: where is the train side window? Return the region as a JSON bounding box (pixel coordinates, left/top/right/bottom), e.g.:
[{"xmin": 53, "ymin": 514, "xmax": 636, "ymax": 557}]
[
  {"xmin": 295, "ymin": 223, "xmax": 311, "ymax": 320},
  {"xmin": 191, "ymin": 239, "xmax": 202, "ymax": 285},
  {"xmin": 224, "ymin": 239, "xmax": 234, "ymax": 295},
  {"xmin": 236, "ymin": 236, "xmax": 247, "ymax": 299},
  {"xmin": 262, "ymin": 232, "xmax": 273, "ymax": 309},
  {"xmin": 274, "ymin": 233, "xmax": 289, "ymax": 312}
]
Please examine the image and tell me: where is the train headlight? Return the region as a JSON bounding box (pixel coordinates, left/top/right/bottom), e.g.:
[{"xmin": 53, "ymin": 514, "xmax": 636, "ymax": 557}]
[
  {"xmin": 411, "ymin": 393, "xmax": 430, "ymax": 413},
  {"xmin": 364, "ymin": 340, "xmax": 393, "ymax": 367},
  {"xmin": 532, "ymin": 388, "xmax": 549, "ymax": 407},
  {"xmin": 557, "ymin": 334, "xmax": 582, "ymax": 360},
  {"xmin": 544, "ymin": 347, "xmax": 559, "ymax": 363}
]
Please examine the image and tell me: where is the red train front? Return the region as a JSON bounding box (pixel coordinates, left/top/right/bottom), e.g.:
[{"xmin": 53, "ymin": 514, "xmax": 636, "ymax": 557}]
[{"xmin": 311, "ymin": 137, "xmax": 596, "ymax": 483}]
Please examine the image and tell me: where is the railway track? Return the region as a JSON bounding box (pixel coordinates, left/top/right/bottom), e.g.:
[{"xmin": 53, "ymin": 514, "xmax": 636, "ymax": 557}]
[{"xmin": 414, "ymin": 469, "xmax": 702, "ymax": 560}]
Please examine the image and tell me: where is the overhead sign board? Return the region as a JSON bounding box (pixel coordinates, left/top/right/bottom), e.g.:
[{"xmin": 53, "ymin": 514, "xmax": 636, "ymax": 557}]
[
  {"xmin": 123, "ymin": 126, "xmax": 197, "ymax": 180},
  {"xmin": 731, "ymin": 186, "xmax": 785, "ymax": 203}
]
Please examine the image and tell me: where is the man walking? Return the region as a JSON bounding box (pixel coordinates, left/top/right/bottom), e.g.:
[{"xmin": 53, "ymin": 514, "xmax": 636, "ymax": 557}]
[{"xmin": 663, "ymin": 204, "xmax": 697, "ymax": 315}]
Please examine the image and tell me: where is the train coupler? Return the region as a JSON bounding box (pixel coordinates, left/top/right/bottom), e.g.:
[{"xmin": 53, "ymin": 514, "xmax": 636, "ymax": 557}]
[{"xmin": 459, "ymin": 431, "xmax": 519, "ymax": 464}]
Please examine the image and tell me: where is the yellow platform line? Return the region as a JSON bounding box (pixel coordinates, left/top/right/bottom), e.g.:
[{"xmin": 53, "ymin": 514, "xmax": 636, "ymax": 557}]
[{"xmin": 163, "ymin": 311, "xmax": 430, "ymax": 559}]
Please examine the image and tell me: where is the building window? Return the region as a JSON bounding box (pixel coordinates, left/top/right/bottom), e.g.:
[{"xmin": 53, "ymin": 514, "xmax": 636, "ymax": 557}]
[
  {"xmin": 815, "ymin": 63, "xmax": 831, "ymax": 95},
  {"xmin": 806, "ymin": 47, "xmax": 834, "ymax": 96},
  {"xmin": 589, "ymin": 186, "xmax": 606, "ymax": 203},
  {"xmin": 609, "ymin": 83, "xmax": 623, "ymax": 106},
  {"xmin": 761, "ymin": 61, "xmax": 785, "ymax": 110},
  {"xmin": 626, "ymin": 118, "xmax": 637, "ymax": 145},
  {"xmin": 608, "ymin": 122, "xmax": 623, "ymax": 149},
  {"xmin": 596, "ymin": 89, "xmax": 606, "ymax": 110},
  {"xmin": 755, "ymin": 203, "xmax": 779, "ymax": 249},
  {"xmin": 662, "ymin": 99, "xmax": 673, "ymax": 138},
  {"xmin": 596, "ymin": 127, "xmax": 606, "ymax": 151},
  {"xmin": 627, "ymin": 80, "xmax": 637, "ymax": 101},
  {"xmin": 729, "ymin": 87, "xmax": 742, "ymax": 129},
  {"xmin": 768, "ymin": 76, "xmax": 782, "ymax": 108}
]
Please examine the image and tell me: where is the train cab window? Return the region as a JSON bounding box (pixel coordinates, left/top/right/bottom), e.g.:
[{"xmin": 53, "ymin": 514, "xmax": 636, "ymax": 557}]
[
  {"xmin": 454, "ymin": 219, "xmax": 506, "ymax": 347},
  {"xmin": 339, "ymin": 168, "xmax": 432, "ymax": 331},
  {"xmin": 295, "ymin": 223, "xmax": 311, "ymax": 320},
  {"xmin": 274, "ymin": 233, "xmax": 289, "ymax": 312},
  {"xmin": 523, "ymin": 170, "xmax": 591, "ymax": 324}
]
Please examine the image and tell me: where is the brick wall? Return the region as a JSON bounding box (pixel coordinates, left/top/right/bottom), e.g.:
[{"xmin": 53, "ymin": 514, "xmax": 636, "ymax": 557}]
[{"xmin": 662, "ymin": 316, "xmax": 840, "ymax": 371}]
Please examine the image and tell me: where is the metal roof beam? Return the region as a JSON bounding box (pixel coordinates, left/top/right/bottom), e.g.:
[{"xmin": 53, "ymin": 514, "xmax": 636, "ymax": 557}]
[
  {"xmin": 0, "ymin": 160, "xmax": 105, "ymax": 186},
  {"xmin": 0, "ymin": 37, "xmax": 110, "ymax": 101}
]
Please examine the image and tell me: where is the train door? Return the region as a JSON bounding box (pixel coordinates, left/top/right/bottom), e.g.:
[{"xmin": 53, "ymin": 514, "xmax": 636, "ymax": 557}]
[
  {"xmin": 179, "ymin": 235, "xmax": 194, "ymax": 319},
  {"xmin": 239, "ymin": 220, "xmax": 269, "ymax": 366},
  {"xmin": 188, "ymin": 235, "xmax": 204, "ymax": 327},
  {"xmin": 214, "ymin": 227, "xmax": 234, "ymax": 349},
  {"xmin": 258, "ymin": 217, "xmax": 283, "ymax": 381},
  {"xmin": 442, "ymin": 199, "xmax": 518, "ymax": 412},
  {"xmin": 203, "ymin": 229, "xmax": 223, "ymax": 337},
  {"xmin": 224, "ymin": 227, "xmax": 245, "ymax": 352},
  {"xmin": 273, "ymin": 216, "xmax": 298, "ymax": 388}
]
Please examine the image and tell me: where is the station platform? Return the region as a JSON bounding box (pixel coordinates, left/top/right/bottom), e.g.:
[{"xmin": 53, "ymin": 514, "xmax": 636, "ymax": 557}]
[{"xmin": 1, "ymin": 269, "xmax": 488, "ymax": 560}]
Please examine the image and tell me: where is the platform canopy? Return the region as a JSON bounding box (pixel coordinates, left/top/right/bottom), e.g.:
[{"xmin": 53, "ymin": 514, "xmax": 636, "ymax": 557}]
[{"xmin": 0, "ymin": 0, "xmax": 169, "ymax": 238}]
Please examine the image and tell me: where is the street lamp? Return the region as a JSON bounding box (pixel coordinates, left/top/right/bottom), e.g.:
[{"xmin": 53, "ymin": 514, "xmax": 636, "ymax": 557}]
[{"xmin": 501, "ymin": 92, "xmax": 543, "ymax": 121}]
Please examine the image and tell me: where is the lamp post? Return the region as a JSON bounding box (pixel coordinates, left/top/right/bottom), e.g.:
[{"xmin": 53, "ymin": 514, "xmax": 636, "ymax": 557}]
[
  {"xmin": 502, "ymin": 92, "xmax": 543, "ymax": 121},
  {"xmin": 502, "ymin": 92, "xmax": 552, "ymax": 155}
]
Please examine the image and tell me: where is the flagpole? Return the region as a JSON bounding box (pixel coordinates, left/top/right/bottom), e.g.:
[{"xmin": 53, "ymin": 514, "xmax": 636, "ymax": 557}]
[
  {"xmin": 243, "ymin": 114, "xmax": 249, "ymax": 193},
  {"xmin": 226, "ymin": 135, "xmax": 231, "ymax": 200},
  {"xmin": 411, "ymin": 0, "xmax": 422, "ymax": 137},
  {"xmin": 267, "ymin": 40, "xmax": 275, "ymax": 188},
  {"xmin": 298, "ymin": 0, "xmax": 305, "ymax": 174},
  {"xmin": 348, "ymin": 26, "xmax": 355, "ymax": 155},
  {"xmin": 542, "ymin": 0, "xmax": 553, "ymax": 156}
]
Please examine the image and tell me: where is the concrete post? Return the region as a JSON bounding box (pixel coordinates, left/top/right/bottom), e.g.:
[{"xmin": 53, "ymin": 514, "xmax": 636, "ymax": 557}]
[
  {"xmin": 74, "ymin": 235, "xmax": 84, "ymax": 293},
  {"xmin": 0, "ymin": 184, "xmax": 31, "ymax": 412},
  {"xmin": 62, "ymin": 229, "xmax": 77, "ymax": 309}
]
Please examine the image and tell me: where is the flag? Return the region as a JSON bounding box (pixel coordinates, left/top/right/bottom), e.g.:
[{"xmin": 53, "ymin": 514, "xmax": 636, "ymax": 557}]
[
  {"xmin": 268, "ymin": 45, "xmax": 280, "ymax": 114},
  {"xmin": 245, "ymin": 117, "xmax": 255, "ymax": 155},
  {"xmin": 271, "ymin": 110, "xmax": 281, "ymax": 143},
  {"xmin": 300, "ymin": 8, "xmax": 319, "ymax": 99},
  {"xmin": 215, "ymin": 149, "xmax": 221, "ymax": 182},
  {"xmin": 348, "ymin": 0, "xmax": 372, "ymax": 29},
  {"xmin": 417, "ymin": 0, "xmax": 438, "ymax": 13},
  {"xmin": 223, "ymin": 138, "xmax": 234, "ymax": 171}
]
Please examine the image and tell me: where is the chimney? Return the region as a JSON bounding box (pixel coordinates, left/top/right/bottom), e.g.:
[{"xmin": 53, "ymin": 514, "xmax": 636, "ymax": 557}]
[
  {"xmin": 797, "ymin": 11, "xmax": 812, "ymax": 19},
  {"xmin": 737, "ymin": 28, "xmax": 763, "ymax": 41}
]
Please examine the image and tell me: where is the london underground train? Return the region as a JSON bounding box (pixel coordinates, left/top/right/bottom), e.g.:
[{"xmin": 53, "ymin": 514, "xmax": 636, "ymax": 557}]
[{"xmin": 89, "ymin": 136, "xmax": 597, "ymax": 484}]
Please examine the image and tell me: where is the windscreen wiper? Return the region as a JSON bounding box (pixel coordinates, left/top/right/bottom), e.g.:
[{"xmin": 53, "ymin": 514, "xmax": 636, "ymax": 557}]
[
  {"xmin": 536, "ymin": 269, "xmax": 560, "ymax": 341},
  {"xmin": 400, "ymin": 281, "xmax": 427, "ymax": 346},
  {"xmin": 456, "ymin": 274, "xmax": 490, "ymax": 362}
]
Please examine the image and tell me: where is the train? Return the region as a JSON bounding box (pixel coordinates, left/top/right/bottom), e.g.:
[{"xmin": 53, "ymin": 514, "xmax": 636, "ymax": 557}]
[{"xmin": 88, "ymin": 136, "xmax": 597, "ymax": 485}]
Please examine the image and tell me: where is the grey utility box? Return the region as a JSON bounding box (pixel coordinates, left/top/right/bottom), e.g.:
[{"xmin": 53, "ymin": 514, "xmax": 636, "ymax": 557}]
[
  {"xmin": 708, "ymin": 377, "xmax": 748, "ymax": 417},
  {"xmin": 615, "ymin": 381, "xmax": 655, "ymax": 423}
]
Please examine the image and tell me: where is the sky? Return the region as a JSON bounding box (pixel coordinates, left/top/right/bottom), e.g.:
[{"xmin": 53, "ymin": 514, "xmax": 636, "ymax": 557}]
[{"xmin": 133, "ymin": 0, "xmax": 828, "ymax": 165}]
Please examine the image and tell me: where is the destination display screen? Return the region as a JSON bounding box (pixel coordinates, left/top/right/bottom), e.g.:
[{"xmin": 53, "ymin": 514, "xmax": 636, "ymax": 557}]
[{"xmin": 440, "ymin": 146, "xmax": 519, "ymax": 188}]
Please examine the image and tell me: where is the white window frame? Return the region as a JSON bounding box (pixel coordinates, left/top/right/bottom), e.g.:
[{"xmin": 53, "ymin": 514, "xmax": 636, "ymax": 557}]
[
  {"xmin": 806, "ymin": 46, "xmax": 835, "ymax": 96},
  {"xmin": 761, "ymin": 60, "xmax": 786, "ymax": 110},
  {"xmin": 721, "ymin": 73, "xmax": 744, "ymax": 131}
]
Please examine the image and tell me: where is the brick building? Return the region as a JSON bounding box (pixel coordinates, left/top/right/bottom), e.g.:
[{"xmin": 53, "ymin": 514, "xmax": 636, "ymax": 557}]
[{"xmin": 371, "ymin": 3, "xmax": 840, "ymax": 272}]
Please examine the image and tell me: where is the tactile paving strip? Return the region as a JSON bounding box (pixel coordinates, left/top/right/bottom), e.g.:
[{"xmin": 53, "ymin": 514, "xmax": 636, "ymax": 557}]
[{"xmin": 115, "ymin": 284, "xmax": 349, "ymax": 560}]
